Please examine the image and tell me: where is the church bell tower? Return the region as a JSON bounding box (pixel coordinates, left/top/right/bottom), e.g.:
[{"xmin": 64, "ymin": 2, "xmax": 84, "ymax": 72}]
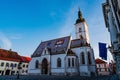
[{"xmin": 75, "ymin": 9, "xmax": 90, "ymax": 44}]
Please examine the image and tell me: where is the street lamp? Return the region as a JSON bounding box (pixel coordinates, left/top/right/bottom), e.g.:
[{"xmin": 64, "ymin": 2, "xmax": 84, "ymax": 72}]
[{"xmin": 17, "ymin": 61, "xmax": 22, "ymax": 79}]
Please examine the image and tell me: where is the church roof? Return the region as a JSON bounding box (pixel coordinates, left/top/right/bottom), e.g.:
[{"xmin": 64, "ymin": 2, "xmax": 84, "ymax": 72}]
[
  {"xmin": 70, "ymin": 39, "xmax": 90, "ymax": 48},
  {"xmin": 32, "ymin": 36, "xmax": 71, "ymax": 57},
  {"xmin": 75, "ymin": 9, "xmax": 85, "ymax": 24}
]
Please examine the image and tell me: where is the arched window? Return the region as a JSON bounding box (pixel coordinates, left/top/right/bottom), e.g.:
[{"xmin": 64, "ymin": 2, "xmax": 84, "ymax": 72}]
[
  {"xmin": 88, "ymin": 52, "xmax": 92, "ymax": 65},
  {"xmin": 35, "ymin": 60, "xmax": 39, "ymax": 68},
  {"xmin": 72, "ymin": 58, "xmax": 74, "ymax": 67},
  {"xmin": 81, "ymin": 52, "xmax": 85, "ymax": 64},
  {"xmin": 79, "ymin": 28, "xmax": 82, "ymax": 32},
  {"xmin": 68, "ymin": 58, "xmax": 71, "ymax": 67},
  {"xmin": 57, "ymin": 58, "xmax": 61, "ymax": 67}
]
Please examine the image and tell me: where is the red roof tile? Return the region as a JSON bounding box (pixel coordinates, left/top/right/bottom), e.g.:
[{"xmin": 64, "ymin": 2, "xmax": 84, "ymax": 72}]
[
  {"xmin": 20, "ymin": 56, "xmax": 31, "ymax": 63},
  {"xmin": 0, "ymin": 49, "xmax": 31, "ymax": 63},
  {"xmin": 95, "ymin": 58, "xmax": 107, "ymax": 64}
]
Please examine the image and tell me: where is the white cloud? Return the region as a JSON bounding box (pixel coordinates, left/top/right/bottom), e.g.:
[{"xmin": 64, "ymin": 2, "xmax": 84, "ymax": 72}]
[
  {"xmin": 0, "ymin": 32, "xmax": 12, "ymax": 49},
  {"xmin": 10, "ymin": 34, "xmax": 22, "ymax": 40}
]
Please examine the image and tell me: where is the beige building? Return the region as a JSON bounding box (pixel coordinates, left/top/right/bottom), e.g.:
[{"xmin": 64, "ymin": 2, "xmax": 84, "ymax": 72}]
[
  {"xmin": 0, "ymin": 48, "xmax": 31, "ymax": 75},
  {"xmin": 96, "ymin": 58, "xmax": 110, "ymax": 75}
]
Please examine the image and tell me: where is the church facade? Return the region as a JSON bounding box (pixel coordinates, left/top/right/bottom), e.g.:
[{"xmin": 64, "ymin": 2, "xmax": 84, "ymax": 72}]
[{"xmin": 28, "ymin": 10, "xmax": 97, "ymax": 76}]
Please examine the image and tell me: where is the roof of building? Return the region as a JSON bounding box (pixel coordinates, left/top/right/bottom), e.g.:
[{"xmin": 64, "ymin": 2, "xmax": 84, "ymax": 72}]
[
  {"xmin": 95, "ymin": 58, "xmax": 107, "ymax": 64},
  {"xmin": 75, "ymin": 9, "xmax": 85, "ymax": 24},
  {"xmin": 70, "ymin": 39, "xmax": 90, "ymax": 48},
  {"xmin": 0, "ymin": 48, "xmax": 31, "ymax": 63},
  {"xmin": 32, "ymin": 36, "xmax": 71, "ymax": 57},
  {"xmin": 31, "ymin": 35, "xmax": 91, "ymax": 57},
  {"xmin": 21, "ymin": 56, "xmax": 31, "ymax": 63}
]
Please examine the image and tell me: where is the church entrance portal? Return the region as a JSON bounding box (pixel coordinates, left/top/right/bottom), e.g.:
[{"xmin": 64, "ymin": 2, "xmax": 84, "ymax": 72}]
[{"xmin": 41, "ymin": 58, "xmax": 48, "ymax": 74}]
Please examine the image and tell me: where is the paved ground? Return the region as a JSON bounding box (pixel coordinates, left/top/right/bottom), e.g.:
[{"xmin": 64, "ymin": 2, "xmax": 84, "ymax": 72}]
[{"xmin": 0, "ymin": 75, "xmax": 119, "ymax": 80}]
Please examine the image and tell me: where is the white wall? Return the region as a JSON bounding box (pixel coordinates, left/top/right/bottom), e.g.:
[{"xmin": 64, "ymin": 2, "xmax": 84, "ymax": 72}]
[
  {"xmin": 75, "ymin": 22, "xmax": 90, "ymax": 43},
  {"xmin": 51, "ymin": 54, "xmax": 66, "ymax": 73},
  {"xmin": 28, "ymin": 57, "xmax": 40, "ymax": 74}
]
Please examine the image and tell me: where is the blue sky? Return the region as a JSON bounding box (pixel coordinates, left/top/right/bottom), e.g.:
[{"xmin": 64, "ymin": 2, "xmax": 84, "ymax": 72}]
[{"xmin": 0, "ymin": 0, "xmax": 113, "ymax": 60}]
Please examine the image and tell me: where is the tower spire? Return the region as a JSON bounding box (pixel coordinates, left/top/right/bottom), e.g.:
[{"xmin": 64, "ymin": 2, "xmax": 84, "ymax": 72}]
[
  {"xmin": 74, "ymin": 8, "xmax": 89, "ymax": 43},
  {"xmin": 75, "ymin": 8, "xmax": 85, "ymax": 24},
  {"xmin": 78, "ymin": 8, "xmax": 82, "ymax": 19}
]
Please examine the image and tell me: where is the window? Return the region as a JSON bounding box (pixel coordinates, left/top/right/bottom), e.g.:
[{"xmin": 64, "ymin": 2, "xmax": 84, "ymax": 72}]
[
  {"xmin": 10, "ymin": 63, "xmax": 14, "ymax": 69},
  {"xmin": 81, "ymin": 52, "xmax": 85, "ymax": 64},
  {"xmin": 88, "ymin": 52, "xmax": 92, "ymax": 65},
  {"xmin": 26, "ymin": 70, "xmax": 28, "ymax": 73},
  {"xmin": 22, "ymin": 70, "xmax": 24, "ymax": 73},
  {"xmin": 79, "ymin": 28, "xmax": 82, "ymax": 32},
  {"xmin": 26, "ymin": 65, "xmax": 28, "ymax": 68},
  {"xmin": 1, "ymin": 62, "xmax": 4, "ymax": 67},
  {"xmin": 68, "ymin": 58, "xmax": 71, "ymax": 67},
  {"xmin": 57, "ymin": 58, "xmax": 61, "ymax": 67},
  {"xmin": 35, "ymin": 60, "xmax": 39, "ymax": 68},
  {"xmin": 6, "ymin": 63, "xmax": 9, "ymax": 67},
  {"xmin": 23, "ymin": 64, "xmax": 25, "ymax": 67},
  {"xmin": 72, "ymin": 58, "xmax": 74, "ymax": 67},
  {"xmin": 14, "ymin": 64, "xmax": 17, "ymax": 67}
]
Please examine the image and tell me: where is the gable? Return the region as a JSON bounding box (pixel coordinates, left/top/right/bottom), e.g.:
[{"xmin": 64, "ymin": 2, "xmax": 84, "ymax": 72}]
[{"xmin": 41, "ymin": 47, "xmax": 50, "ymax": 56}]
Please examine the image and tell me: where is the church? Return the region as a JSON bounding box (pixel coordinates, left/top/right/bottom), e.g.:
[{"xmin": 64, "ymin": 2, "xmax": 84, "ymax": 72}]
[{"xmin": 28, "ymin": 10, "xmax": 97, "ymax": 76}]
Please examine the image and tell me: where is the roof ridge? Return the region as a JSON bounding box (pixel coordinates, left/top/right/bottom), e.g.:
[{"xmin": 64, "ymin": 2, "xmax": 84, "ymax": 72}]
[{"xmin": 41, "ymin": 36, "xmax": 71, "ymax": 43}]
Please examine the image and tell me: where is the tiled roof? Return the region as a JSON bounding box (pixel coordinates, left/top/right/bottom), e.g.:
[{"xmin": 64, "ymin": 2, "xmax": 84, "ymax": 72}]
[
  {"xmin": 0, "ymin": 57, "xmax": 20, "ymax": 62},
  {"xmin": 32, "ymin": 36, "xmax": 71, "ymax": 57},
  {"xmin": 0, "ymin": 49, "xmax": 21, "ymax": 60},
  {"xmin": 21, "ymin": 56, "xmax": 31, "ymax": 63},
  {"xmin": 95, "ymin": 58, "xmax": 107, "ymax": 64},
  {"xmin": 0, "ymin": 49, "xmax": 31, "ymax": 63},
  {"xmin": 70, "ymin": 39, "xmax": 90, "ymax": 48}
]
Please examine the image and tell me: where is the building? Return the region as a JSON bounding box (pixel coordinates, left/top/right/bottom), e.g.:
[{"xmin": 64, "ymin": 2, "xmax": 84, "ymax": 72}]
[
  {"xmin": 28, "ymin": 10, "xmax": 97, "ymax": 76},
  {"xmin": 95, "ymin": 58, "xmax": 110, "ymax": 75},
  {"xmin": 0, "ymin": 48, "xmax": 31, "ymax": 75},
  {"xmin": 102, "ymin": 0, "xmax": 120, "ymax": 75},
  {"xmin": 20, "ymin": 56, "xmax": 31, "ymax": 75}
]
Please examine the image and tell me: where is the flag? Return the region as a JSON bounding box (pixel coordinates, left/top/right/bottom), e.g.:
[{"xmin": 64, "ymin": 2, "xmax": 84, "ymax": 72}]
[{"xmin": 99, "ymin": 42, "xmax": 107, "ymax": 60}]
